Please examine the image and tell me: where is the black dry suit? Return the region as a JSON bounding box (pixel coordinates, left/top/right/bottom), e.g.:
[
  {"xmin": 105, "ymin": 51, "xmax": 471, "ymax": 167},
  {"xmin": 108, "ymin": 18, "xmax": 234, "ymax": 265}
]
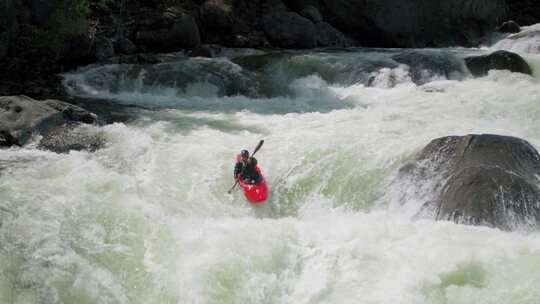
[{"xmin": 234, "ymin": 157, "xmax": 260, "ymax": 183}]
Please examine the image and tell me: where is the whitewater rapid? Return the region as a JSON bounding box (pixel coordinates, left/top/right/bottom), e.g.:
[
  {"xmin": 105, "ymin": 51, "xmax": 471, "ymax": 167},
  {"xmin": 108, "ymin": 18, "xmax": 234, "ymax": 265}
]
[{"xmin": 2, "ymin": 45, "xmax": 540, "ymax": 303}]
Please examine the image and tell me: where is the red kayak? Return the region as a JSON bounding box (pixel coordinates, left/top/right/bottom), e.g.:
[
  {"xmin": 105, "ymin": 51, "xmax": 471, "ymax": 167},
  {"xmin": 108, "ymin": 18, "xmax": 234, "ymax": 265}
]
[{"xmin": 235, "ymin": 155, "xmax": 268, "ymax": 203}]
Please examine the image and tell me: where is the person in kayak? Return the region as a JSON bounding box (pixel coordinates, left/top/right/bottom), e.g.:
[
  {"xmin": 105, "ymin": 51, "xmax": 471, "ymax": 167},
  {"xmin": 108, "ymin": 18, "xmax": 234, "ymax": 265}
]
[{"xmin": 234, "ymin": 149, "xmax": 261, "ymax": 184}]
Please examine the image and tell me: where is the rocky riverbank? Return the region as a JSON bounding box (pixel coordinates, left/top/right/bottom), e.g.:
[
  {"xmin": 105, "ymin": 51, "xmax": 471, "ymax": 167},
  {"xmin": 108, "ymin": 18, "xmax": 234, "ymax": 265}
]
[{"xmin": 1, "ymin": 0, "xmax": 540, "ymax": 99}]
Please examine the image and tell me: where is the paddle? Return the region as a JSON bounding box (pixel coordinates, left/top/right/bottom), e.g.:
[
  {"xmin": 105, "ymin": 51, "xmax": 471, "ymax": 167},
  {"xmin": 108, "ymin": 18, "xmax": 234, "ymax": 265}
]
[{"xmin": 227, "ymin": 140, "xmax": 264, "ymax": 194}]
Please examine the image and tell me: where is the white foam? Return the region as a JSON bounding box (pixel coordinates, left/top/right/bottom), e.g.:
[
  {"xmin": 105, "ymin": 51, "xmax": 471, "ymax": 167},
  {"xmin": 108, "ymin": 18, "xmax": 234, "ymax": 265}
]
[
  {"xmin": 491, "ymin": 23, "xmax": 540, "ymax": 54},
  {"xmin": 2, "ymin": 53, "xmax": 540, "ymax": 303}
]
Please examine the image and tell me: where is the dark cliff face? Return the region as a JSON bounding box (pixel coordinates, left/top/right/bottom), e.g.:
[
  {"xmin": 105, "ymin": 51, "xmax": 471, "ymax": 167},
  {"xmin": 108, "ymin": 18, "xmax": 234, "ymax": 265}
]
[
  {"xmin": 506, "ymin": 0, "xmax": 540, "ymax": 26},
  {"xmin": 321, "ymin": 0, "xmax": 508, "ymax": 47}
]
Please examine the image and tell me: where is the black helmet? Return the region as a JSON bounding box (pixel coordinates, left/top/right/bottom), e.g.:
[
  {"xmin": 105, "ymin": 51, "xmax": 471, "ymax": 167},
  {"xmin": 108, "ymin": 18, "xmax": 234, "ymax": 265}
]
[{"xmin": 241, "ymin": 150, "xmax": 249, "ymax": 157}]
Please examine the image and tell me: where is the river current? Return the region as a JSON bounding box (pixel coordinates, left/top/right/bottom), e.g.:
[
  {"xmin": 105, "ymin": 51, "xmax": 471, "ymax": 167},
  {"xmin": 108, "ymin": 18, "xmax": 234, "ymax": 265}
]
[{"xmin": 2, "ymin": 26, "xmax": 540, "ymax": 304}]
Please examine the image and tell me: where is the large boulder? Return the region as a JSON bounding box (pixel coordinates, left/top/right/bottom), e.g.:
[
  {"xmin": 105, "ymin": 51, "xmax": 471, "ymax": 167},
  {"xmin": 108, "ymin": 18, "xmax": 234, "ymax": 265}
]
[
  {"xmin": 394, "ymin": 134, "xmax": 540, "ymax": 231},
  {"xmin": 465, "ymin": 50, "xmax": 532, "ymax": 77},
  {"xmin": 262, "ymin": 12, "xmax": 317, "ymax": 49},
  {"xmin": 437, "ymin": 166, "xmax": 540, "ymax": 229},
  {"xmin": 321, "ymin": 0, "xmax": 507, "ymax": 47},
  {"xmin": 0, "ymin": 96, "xmax": 97, "ymax": 147}
]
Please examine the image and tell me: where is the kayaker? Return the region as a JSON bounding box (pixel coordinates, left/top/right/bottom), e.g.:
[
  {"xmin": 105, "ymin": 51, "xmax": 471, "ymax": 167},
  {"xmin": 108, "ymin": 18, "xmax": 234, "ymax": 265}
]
[{"xmin": 234, "ymin": 149, "xmax": 261, "ymax": 184}]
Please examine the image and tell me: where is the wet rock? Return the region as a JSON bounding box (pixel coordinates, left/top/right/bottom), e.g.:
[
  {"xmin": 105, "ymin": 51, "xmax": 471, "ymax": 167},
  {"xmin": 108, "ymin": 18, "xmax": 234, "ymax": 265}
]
[
  {"xmin": 496, "ymin": 20, "xmax": 521, "ymax": 33},
  {"xmin": 395, "ymin": 134, "xmax": 540, "ymax": 231},
  {"xmin": 43, "ymin": 99, "xmax": 97, "ymax": 124},
  {"xmin": 1, "ymin": 95, "xmax": 61, "ymax": 146},
  {"xmin": 300, "ymin": 5, "xmax": 323, "ymax": 23},
  {"xmin": 465, "ymin": 50, "xmax": 532, "ymax": 77},
  {"xmin": 0, "ymin": 96, "xmax": 97, "ymax": 147},
  {"xmin": 38, "ymin": 124, "xmax": 106, "ymax": 153},
  {"xmin": 67, "ymin": 97, "xmax": 147, "ymax": 124},
  {"xmin": 262, "ymin": 12, "xmax": 317, "ymax": 49},
  {"xmin": 438, "ymin": 165, "xmax": 540, "ymax": 230}
]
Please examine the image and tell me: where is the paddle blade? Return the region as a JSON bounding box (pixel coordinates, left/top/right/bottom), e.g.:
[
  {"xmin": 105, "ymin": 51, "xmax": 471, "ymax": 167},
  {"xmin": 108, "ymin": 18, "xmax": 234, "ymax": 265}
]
[{"xmin": 252, "ymin": 140, "xmax": 264, "ymax": 156}]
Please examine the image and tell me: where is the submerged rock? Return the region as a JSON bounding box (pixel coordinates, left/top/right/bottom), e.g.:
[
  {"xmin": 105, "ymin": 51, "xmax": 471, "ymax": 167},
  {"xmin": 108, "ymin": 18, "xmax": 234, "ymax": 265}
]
[
  {"xmin": 0, "ymin": 95, "xmax": 97, "ymax": 147},
  {"xmin": 395, "ymin": 134, "xmax": 540, "ymax": 231},
  {"xmin": 465, "ymin": 50, "xmax": 532, "ymax": 77}
]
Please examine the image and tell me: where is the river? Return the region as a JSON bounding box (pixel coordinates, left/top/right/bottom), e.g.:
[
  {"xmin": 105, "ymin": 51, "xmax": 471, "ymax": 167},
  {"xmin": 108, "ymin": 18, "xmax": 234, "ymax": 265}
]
[{"xmin": 1, "ymin": 30, "xmax": 540, "ymax": 303}]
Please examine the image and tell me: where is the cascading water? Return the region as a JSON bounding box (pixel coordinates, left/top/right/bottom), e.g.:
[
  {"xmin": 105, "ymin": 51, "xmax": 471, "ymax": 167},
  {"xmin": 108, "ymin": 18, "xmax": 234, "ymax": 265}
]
[
  {"xmin": 491, "ymin": 24, "xmax": 540, "ymax": 55},
  {"xmin": 2, "ymin": 42, "xmax": 540, "ymax": 303}
]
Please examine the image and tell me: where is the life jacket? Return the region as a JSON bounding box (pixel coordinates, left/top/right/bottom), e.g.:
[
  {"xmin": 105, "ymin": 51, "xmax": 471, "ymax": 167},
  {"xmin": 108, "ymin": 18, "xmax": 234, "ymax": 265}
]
[{"xmin": 239, "ymin": 157, "xmax": 258, "ymax": 178}]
